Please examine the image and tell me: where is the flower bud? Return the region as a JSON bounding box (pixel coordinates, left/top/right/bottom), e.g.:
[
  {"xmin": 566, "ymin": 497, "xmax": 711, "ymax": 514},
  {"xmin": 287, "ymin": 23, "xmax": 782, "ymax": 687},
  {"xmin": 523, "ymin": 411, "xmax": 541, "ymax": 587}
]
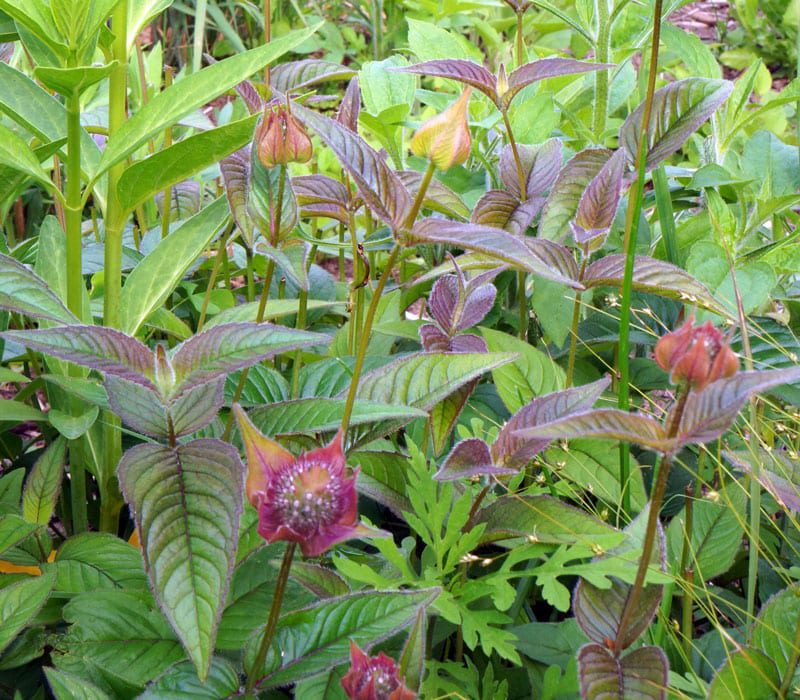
[
  {"xmin": 256, "ymin": 103, "xmax": 313, "ymax": 168},
  {"xmin": 655, "ymin": 316, "xmax": 738, "ymax": 391},
  {"xmin": 496, "ymin": 64, "xmax": 509, "ymax": 99},
  {"xmin": 410, "ymin": 89, "xmax": 472, "ymax": 170},
  {"xmin": 341, "ymin": 641, "xmax": 416, "ymax": 700}
]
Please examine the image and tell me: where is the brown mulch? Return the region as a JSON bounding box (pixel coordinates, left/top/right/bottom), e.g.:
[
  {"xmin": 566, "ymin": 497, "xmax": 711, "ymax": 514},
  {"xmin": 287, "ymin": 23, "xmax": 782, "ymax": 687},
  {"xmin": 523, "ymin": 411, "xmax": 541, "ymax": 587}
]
[{"xmin": 669, "ymin": 0, "xmax": 735, "ymax": 43}]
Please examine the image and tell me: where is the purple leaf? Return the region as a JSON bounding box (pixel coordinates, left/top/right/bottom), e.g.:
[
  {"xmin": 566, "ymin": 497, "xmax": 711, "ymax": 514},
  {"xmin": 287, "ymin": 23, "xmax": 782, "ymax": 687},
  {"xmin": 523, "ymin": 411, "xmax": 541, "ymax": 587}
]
[
  {"xmin": 434, "ymin": 438, "xmax": 515, "ymax": 481},
  {"xmin": 678, "ymin": 367, "xmax": 800, "ymax": 446},
  {"xmin": 727, "ymin": 449, "xmax": 800, "ymax": 513},
  {"xmin": 571, "ymin": 148, "xmax": 627, "ymax": 249},
  {"xmin": 234, "ymin": 79, "xmax": 263, "ymax": 114},
  {"xmin": 513, "ymin": 408, "xmax": 676, "ymax": 453},
  {"xmin": 419, "ymin": 323, "xmax": 451, "ymax": 352},
  {"xmin": 471, "ymin": 190, "xmax": 544, "ymax": 237},
  {"xmin": 499, "ymin": 138, "xmax": 562, "ymax": 200},
  {"xmin": 450, "ymin": 334, "xmax": 488, "ymax": 353},
  {"xmin": 492, "ymin": 377, "xmax": 610, "ymax": 469},
  {"xmin": 294, "ymin": 104, "xmax": 412, "ymax": 232},
  {"xmin": 503, "ymin": 58, "xmax": 612, "ymax": 109},
  {"xmin": 578, "ymin": 644, "xmax": 668, "ymax": 699},
  {"xmin": 293, "ymin": 174, "xmax": 350, "ymax": 223},
  {"xmin": 620, "ymin": 78, "xmax": 733, "ymax": 171},
  {"xmin": 4, "ymin": 326, "xmax": 155, "ymax": 389},
  {"xmin": 220, "ymin": 146, "xmax": 255, "ymax": 246},
  {"xmin": 409, "ymin": 219, "xmax": 582, "ymax": 288},
  {"xmin": 399, "ymin": 170, "xmax": 470, "ymax": 220},
  {"xmin": 582, "ymin": 254, "xmax": 728, "ymax": 315},
  {"xmin": 394, "ymin": 59, "xmax": 498, "ymax": 104},
  {"xmin": 169, "ymin": 379, "xmax": 226, "ymax": 437},
  {"xmin": 523, "ymin": 238, "xmax": 581, "ymax": 282},
  {"xmin": 457, "ymin": 286, "xmax": 496, "ymax": 332},
  {"xmin": 0, "ymin": 253, "xmax": 78, "ymax": 324},
  {"xmin": 105, "ymin": 375, "xmax": 168, "ymax": 439},
  {"xmin": 336, "ymin": 77, "xmax": 361, "ymax": 132},
  {"xmin": 428, "ymin": 275, "xmax": 460, "ymax": 332},
  {"xmin": 270, "ymin": 59, "xmax": 356, "ymax": 93}
]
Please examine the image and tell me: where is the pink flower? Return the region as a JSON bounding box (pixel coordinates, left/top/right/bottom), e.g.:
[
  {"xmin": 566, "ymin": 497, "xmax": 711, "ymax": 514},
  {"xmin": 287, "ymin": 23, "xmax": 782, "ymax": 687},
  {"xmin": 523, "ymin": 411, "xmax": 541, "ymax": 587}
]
[
  {"xmin": 234, "ymin": 405, "xmax": 383, "ymax": 557},
  {"xmin": 341, "ymin": 641, "xmax": 416, "ymax": 700}
]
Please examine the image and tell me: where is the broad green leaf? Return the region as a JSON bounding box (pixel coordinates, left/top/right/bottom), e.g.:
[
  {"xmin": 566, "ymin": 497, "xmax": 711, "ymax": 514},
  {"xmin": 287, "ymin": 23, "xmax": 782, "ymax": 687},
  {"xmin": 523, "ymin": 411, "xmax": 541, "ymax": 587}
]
[
  {"xmin": 0, "ymin": 122, "xmax": 54, "ymax": 191},
  {"xmin": 349, "ymin": 450, "xmax": 411, "ymax": 517},
  {"xmin": 138, "ymin": 658, "xmax": 240, "ymax": 699},
  {"xmin": 45, "ymin": 668, "xmax": 112, "ymax": 700},
  {"xmin": 578, "ymin": 644, "xmax": 668, "ymax": 699},
  {"xmin": 752, "ymin": 584, "xmax": 800, "ymax": 680},
  {"xmin": 360, "ymin": 56, "xmax": 415, "ymax": 115},
  {"xmin": 104, "ymin": 376, "xmax": 168, "ymax": 439},
  {"xmin": 289, "ymin": 561, "xmax": 350, "ymax": 599},
  {"xmin": 474, "ymin": 495, "xmax": 623, "ymax": 549},
  {"xmin": 0, "ymin": 0, "xmax": 66, "ymax": 57},
  {"xmin": 0, "ymin": 252, "xmax": 77, "ymax": 323},
  {"xmin": 117, "ymin": 115, "xmax": 258, "ymax": 213},
  {"xmin": 98, "ymin": 25, "xmax": 318, "ymax": 177},
  {"xmin": 35, "ymin": 62, "xmax": 117, "ymax": 96},
  {"xmin": 205, "ymin": 298, "xmax": 345, "ymax": 327},
  {"xmin": 120, "ymin": 197, "xmax": 229, "ymax": 335},
  {"xmin": 49, "ymin": 405, "xmax": 100, "ymax": 439},
  {"xmin": 482, "ymin": 328, "xmax": 565, "ymax": 413},
  {"xmin": 0, "ymin": 469, "xmax": 24, "ymax": 515},
  {"xmin": 347, "ymin": 351, "xmax": 515, "ymax": 411},
  {"xmin": 22, "ymin": 437, "xmax": 66, "ymax": 525},
  {"xmin": 620, "ymin": 78, "xmax": 733, "ymax": 171},
  {"xmin": 406, "ymin": 19, "xmax": 481, "ymax": 62},
  {"xmin": 708, "ymin": 648, "xmax": 779, "ymax": 699},
  {"xmin": 127, "ymin": 0, "xmax": 174, "ymax": 50},
  {"xmin": 0, "ymin": 573, "xmax": 55, "ymax": 655},
  {"xmin": 399, "ymin": 608, "xmax": 427, "ymax": 692},
  {"xmin": 661, "ymin": 23, "xmax": 721, "ymax": 79},
  {"xmin": 247, "ymin": 588, "xmax": 439, "ymax": 689},
  {"xmin": 117, "ymin": 439, "xmax": 243, "ymax": 680},
  {"xmin": 46, "ymin": 532, "xmax": 147, "ymax": 593},
  {"xmin": 0, "ymin": 515, "xmax": 38, "ymax": 557},
  {"xmin": 0, "ymin": 398, "xmax": 47, "ymax": 423}
]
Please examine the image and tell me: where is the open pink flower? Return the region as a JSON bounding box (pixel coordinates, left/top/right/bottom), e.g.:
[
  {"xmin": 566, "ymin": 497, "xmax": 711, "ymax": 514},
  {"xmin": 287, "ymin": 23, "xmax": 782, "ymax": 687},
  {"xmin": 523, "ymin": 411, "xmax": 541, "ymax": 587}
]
[
  {"xmin": 341, "ymin": 641, "xmax": 416, "ymax": 700},
  {"xmin": 234, "ymin": 405, "xmax": 383, "ymax": 557}
]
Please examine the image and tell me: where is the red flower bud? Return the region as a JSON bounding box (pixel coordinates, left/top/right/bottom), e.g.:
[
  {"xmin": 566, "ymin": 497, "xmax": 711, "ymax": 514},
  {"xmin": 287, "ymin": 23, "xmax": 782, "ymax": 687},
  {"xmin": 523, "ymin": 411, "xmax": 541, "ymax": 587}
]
[
  {"xmin": 654, "ymin": 316, "xmax": 738, "ymax": 391},
  {"xmin": 256, "ymin": 103, "xmax": 313, "ymax": 168},
  {"xmin": 341, "ymin": 641, "xmax": 416, "ymax": 700},
  {"xmin": 410, "ymin": 89, "xmax": 472, "ymax": 170}
]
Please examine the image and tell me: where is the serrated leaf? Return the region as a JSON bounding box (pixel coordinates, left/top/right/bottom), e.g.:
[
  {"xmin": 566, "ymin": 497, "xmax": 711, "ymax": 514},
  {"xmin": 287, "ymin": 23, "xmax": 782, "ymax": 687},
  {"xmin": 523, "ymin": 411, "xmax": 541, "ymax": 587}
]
[
  {"xmin": 429, "ymin": 384, "xmax": 474, "ymax": 456},
  {"xmin": 45, "ymin": 667, "xmax": 112, "ymax": 700},
  {"xmin": 49, "ymin": 405, "xmax": 99, "ymax": 439},
  {"xmin": 117, "ymin": 440, "xmax": 243, "ymax": 680},
  {"xmin": 0, "ymin": 252, "xmax": 77, "ymax": 323},
  {"xmin": 620, "ymin": 78, "xmax": 733, "ymax": 171},
  {"xmin": 349, "ymin": 450, "xmax": 411, "ymax": 517},
  {"xmin": 271, "ymin": 59, "xmax": 355, "ymax": 93},
  {"xmin": 289, "ymin": 561, "xmax": 350, "ymax": 599},
  {"xmin": 582, "ymin": 255, "xmax": 727, "ymax": 315},
  {"xmin": 336, "ymin": 77, "xmax": 361, "ymax": 132},
  {"xmin": 471, "ymin": 190, "xmax": 543, "ymax": 236},
  {"xmin": 500, "ymin": 138, "xmax": 562, "ymax": 200},
  {"xmin": 398, "ymin": 170, "xmax": 469, "ymax": 220},
  {"xmin": 752, "ymin": 584, "xmax": 800, "ymax": 681},
  {"xmin": 167, "ymin": 380, "xmax": 225, "ymax": 437},
  {"xmin": 395, "ymin": 59, "xmax": 498, "ymax": 103},
  {"xmin": 578, "ymin": 644, "xmax": 668, "ymax": 699},
  {"xmin": 707, "ymin": 648, "xmax": 779, "ymax": 699},
  {"xmin": 572, "ymin": 149, "xmax": 626, "ymax": 246},
  {"xmin": 247, "ymin": 588, "xmax": 439, "ymax": 689},
  {"xmin": 22, "ymin": 436, "xmax": 66, "ymax": 525},
  {"xmin": 0, "ymin": 573, "xmax": 54, "ymax": 655},
  {"xmin": 0, "ymin": 515, "xmax": 39, "ymax": 557},
  {"xmin": 104, "ymin": 376, "xmax": 168, "ymax": 439},
  {"xmin": 502, "ymin": 58, "xmax": 610, "ymax": 109},
  {"xmin": 293, "ymin": 174, "xmax": 350, "ymax": 224},
  {"xmin": 435, "ymin": 438, "xmax": 514, "ymax": 480},
  {"xmin": 138, "ymin": 657, "xmax": 240, "ymax": 699}
]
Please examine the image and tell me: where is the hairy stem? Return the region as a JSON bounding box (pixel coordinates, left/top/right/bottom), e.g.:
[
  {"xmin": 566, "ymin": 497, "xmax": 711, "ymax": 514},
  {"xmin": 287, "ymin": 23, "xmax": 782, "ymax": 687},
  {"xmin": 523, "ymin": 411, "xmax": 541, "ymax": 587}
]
[
  {"xmin": 515, "ymin": 11, "xmax": 525, "ymax": 66},
  {"xmin": 592, "ymin": 0, "xmax": 611, "ymax": 141}
]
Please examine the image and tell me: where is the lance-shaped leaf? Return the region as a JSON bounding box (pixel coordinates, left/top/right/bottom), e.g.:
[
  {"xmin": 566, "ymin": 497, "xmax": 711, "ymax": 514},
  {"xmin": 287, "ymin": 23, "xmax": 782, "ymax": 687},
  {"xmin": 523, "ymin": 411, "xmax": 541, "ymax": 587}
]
[
  {"xmin": 727, "ymin": 448, "xmax": 800, "ymax": 513},
  {"xmin": 582, "ymin": 254, "xmax": 727, "ymax": 315},
  {"xmin": 409, "ymin": 219, "xmax": 581, "ymax": 288},
  {"xmin": 578, "ymin": 644, "xmax": 668, "ymax": 700},
  {"xmin": 257, "ymin": 241, "xmax": 309, "ymax": 292},
  {"xmin": 138, "ymin": 658, "xmax": 240, "ymax": 700},
  {"xmin": 246, "ymin": 588, "xmax": 439, "ymax": 689},
  {"xmin": 0, "ymin": 516, "xmax": 38, "ymax": 558},
  {"xmin": 168, "ymin": 379, "xmax": 226, "ymax": 438},
  {"xmin": 345, "ymin": 352, "xmax": 515, "ymax": 410},
  {"xmin": 752, "ymin": 584, "xmax": 800, "ymax": 682},
  {"xmin": 571, "ymin": 148, "xmax": 626, "ymax": 249},
  {"xmin": 540, "ymin": 149, "xmax": 612, "ymax": 241},
  {"xmin": 117, "ymin": 439, "xmax": 244, "ymax": 680},
  {"xmin": 502, "ymin": 58, "xmax": 612, "ymax": 109},
  {"xmin": 394, "ymin": 59, "xmax": 498, "ymax": 104},
  {"xmin": 471, "ymin": 190, "xmax": 544, "ymax": 236},
  {"xmin": 399, "ymin": 170, "xmax": 470, "ymax": 220},
  {"xmin": 3, "ymin": 326, "xmax": 155, "ymax": 389},
  {"xmin": 514, "ymin": 408, "xmax": 676, "ymax": 453},
  {"xmin": 293, "ymin": 173, "xmax": 350, "ymax": 223},
  {"xmin": 524, "ymin": 238, "xmax": 581, "ymax": 282},
  {"xmin": 500, "ymin": 138, "xmax": 562, "ymax": 200},
  {"xmin": 249, "ymin": 143, "xmax": 298, "ymax": 245},
  {"xmin": 104, "ymin": 376, "xmax": 168, "ymax": 439},
  {"xmin": 170, "ymin": 322, "xmax": 324, "ymax": 389},
  {"xmin": 0, "ymin": 573, "xmax": 55, "ymax": 656},
  {"xmin": 336, "ymin": 77, "xmax": 361, "ymax": 132},
  {"xmin": 22, "ymin": 437, "xmax": 66, "ymax": 526},
  {"xmin": 678, "ymin": 367, "xmax": 800, "ymax": 446},
  {"xmin": 45, "ymin": 667, "xmax": 113, "ymax": 700},
  {"xmin": 399, "ymin": 608, "xmax": 426, "ymax": 692},
  {"xmin": 492, "ymin": 377, "xmax": 610, "ymax": 469},
  {"xmin": 220, "ymin": 146, "xmax": 256, "ymax": 245},
  {"xmin": 294, "ymin": 103, "xmax": 411, "ymax": 231},
  {"xmin": 435, "ymin": 438, "xmax": 515, "ymax": 480},
  {"xmin": 0, "ymin": 253, "xmax": 77, "ymax": 324},
  {"xmin": 270, "ymin": 59, "xmax": 356, "ymax": 93},
  {"xmin": 620, "ymin": 78, "xmax": 733, "ymax": 172}
]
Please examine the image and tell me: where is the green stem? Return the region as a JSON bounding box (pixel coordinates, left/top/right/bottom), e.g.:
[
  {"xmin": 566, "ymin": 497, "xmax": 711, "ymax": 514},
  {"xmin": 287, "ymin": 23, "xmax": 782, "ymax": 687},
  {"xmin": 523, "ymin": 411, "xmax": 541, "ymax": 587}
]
[
  {"xmin": 565, "ymin": 257, "xmax": 588, "ymax": 388},
  {"xmin": 160, "ymin": 67, "xmax": 174, "ymax": 240},
  {"xmin": 291, "ymin": 287, "xmax": 309, "ymax": 398},
  {"xmin": 616, "ymin": 0, "xmax": 663, "ymax": 522},
  {"xmin": 517, "ymin": 271, "xmax": 528, "ymax": 341},
  {"xmin": 198, "ymin": 223, "xmax": 234, "ymax": 332},
  {"xmin": 653, "ymin": 166, "xmax": 680, "ymax": 265},
  {"xmin": 69, "ymin": 438, "xmax": 88, "ymax": 534},
  {"xmin": 192, "ymin": 0, "xmax": 208, "ymax": 74},
  {"xmin": 680, "ymin": 484, "xmax": 694, "ymax": 663},
  {"xmin": 515, "ymin": 11, "xmax": 525, "ymax": 66},
  {"xmin": 246, "ymin": 542, "xmax": 295, "ymax": 694},
  {"xmin": 406, "ymin": 161, "xmax": 436, "ymax": 225},
  {"xmin": 245, "ymin": 247, "xmax": 256, "ymax": 303},
  {"xmin": 593, "ymin": 0, "xmax": 611, "ymax": 141},
  {"xmin": 501, "ymin": 111, "xmax": 527, "ymax": 202},
  {"xmin": 65, "ymin": 91, "xmax": 83, "ymax": 318}
]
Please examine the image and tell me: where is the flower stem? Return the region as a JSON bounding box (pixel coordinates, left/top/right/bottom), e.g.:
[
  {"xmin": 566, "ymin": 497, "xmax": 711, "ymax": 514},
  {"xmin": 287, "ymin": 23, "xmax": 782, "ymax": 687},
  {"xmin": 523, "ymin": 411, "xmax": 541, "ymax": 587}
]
[
  {"xmin": 246, "ymin": 542, "xmax": 295, "ymax": 694},
  {"xmin": 565, "ymin": 257, "xmax": 588, "ymax": 388},
  {"xmin": 500, "ymin": 111, "xmax": 527, "ymax": 202},
  {"xmin": 517, "ymin": 271, "xmax": 528, "ymax": 341},
  {"xmin": 615, "ymin": 0, "xmax": 663, "ymax": 522},
  {"xmin": 197, "ymin": 223, "xmax": 234, "ymax": 332},
  {"xmin": 679, "ymin": 484, "xmax": 695, "ymax": 662}
]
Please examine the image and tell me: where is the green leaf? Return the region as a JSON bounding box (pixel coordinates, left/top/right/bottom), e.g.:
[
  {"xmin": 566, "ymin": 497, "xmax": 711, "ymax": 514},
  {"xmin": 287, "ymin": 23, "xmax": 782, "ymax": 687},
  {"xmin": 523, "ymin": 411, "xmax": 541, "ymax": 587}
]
[
  {"xmin": 0, "ymin": 0, "xmax": 66, "ymax": 58},
  {"xmin": 138, "ymin": 657, "xmax": 240, "ymax": 699},
  {"xmin": 120, "ymin": 197, "xmax": 229, "ymax": 336},
  {"xmin": 578, "ymin": 644, "xmax": 668, "ymax": 699},
  {"xmin": 0, "ymin": 469, "xmax": 24, "ymax": 516},
  {"xmin": 752, "ymin": 584, "xmax": 800, "ymax": 681},
  {"xmin": 247, "ymin": 588, "xmax": 439, "ymax": 689},
  {"xmin": 205, "ymin": 298, "xmax": 345, "ymax": 327},
  {"xmin": 0, "ymin": 122, "xmax": 54, "ymax": 192},
  {"xmin": 0, "ymin": 515, "xmax": 38, "ymax": 557},
  {"xmin": 349, "ymin": 450, "xmax": 411, "ymax": 517},
  {"xmin": 117, "ymin": 439, "xmax": 243, "ymax": 680},
  {"xmin": 34, "ymin": 62, "xmax": 117, "ymax": 97},
  {"xmin": 127, "ymin": 0, "xmax": 174, "ymax": 50},
  {"xmin": 22, "ymin": 437, "xmax": 66, "ymax": 525},
  {"xmin": 98, "ymin": 26, "xmax": 317, "ymax": 177},
  {"xmin": 482, "ymin": 328, "xmax": 565, "ymax": 413},
  {"xmin": 0, "ymin": 252, "xmax": 77, "ymax": 324},
  {"xmin": 0, "ymin": 398, "xmax": 47, "ymax": 423},
  {"xmin": 0, "ymin": 573, "xmax": 55, "ymax": 655},
  {"xmin": 49, "ymin": 405, "xmax": 100, "ymax": 439},
  {"xmin": 708, "ymin": 648, "xmax": 779, "ymax": 699},
  {"xmin": 45, "ymin": 668, "xmax": 112, "ymax": 700},
  {"xmin": 118, "ymin": 115, "xmax": 258, "ymax": 214},
  {"xmin": 360, "ymin": 56, "xmax": 416, "ymax": 115}
]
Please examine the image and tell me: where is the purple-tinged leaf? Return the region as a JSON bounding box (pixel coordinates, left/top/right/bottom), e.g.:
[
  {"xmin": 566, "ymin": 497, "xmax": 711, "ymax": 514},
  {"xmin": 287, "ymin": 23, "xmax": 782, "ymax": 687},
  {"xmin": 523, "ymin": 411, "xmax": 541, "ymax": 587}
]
[
  {"xmin": 571, "ymin": 149, "xmax": 627, "ymax": 249},
  {"xmin": 523, "ymin": 238, "xmax": 581, "ymax": 282},
  {"xmin": 398, "ymin": 608, "xmax": 426, "ymax": 693},
  {"xmin": 0, "ymin": 253, "xmax": 78, "ymax": 324},
  {"xmin": 458, "ymin": 286, "xmax": 496, "ymax": 332},
  {"xmin": 471, "ymin": 190, "xmax": 544, "ymax": 237},
  {"xmin": 410, "ymin": 252, "xmax": 509, "ymax": 289},
  {"xmin": 171, "ymin": 322, "xmax": 325, "ymax": 390},
  {"xmin": 578, "ymin": 644, "xmax": 668, "ymax": 699},
  {"xmin": 450, "ymin": 334, "xmax": 488, "ymax": 353},
  {"xmin": 419, "ymin": 324, "xmax": 451, "ymax": 352},
  {"xmin": 294, "ymin": 104, "xmax": 412, "ymax": 232},
  {"xmin": 399, "ymin": 170, "xmax": 469, "ymax": 220},
  {"xmin": 678, "ymin": 367, "xmax": 800, "ymax": 446},
  {"xmin": 270, "ymin": 60, "xmax": 356, "ymax": 93},
  {"xmin": 727, "ymin": 449, "xmax": 800, "ymax": 513},
  {"xmin": 118, "ymin": 439, "xmax": 243, "ymax": 680},
  {"xmin": 540, "ymin": 149, "xmax": 612, "ymax": 241},
  {"xmin": 249, "ymin": 143, "xmax": 298, "ymax": 245},
  {"xmin": 429, "ymin": 275, "xmax": 460, "ymax": 332},
  {"xmin": 169, "ymin": 379, "xmax": 226, "ymax": 437},
  {"xmin": 293, "ymin": 174, "xmax": 350, "ymax": 223},
  {"xmin": 336, "ymin": 77, "xmax": 361, "ymax": 132},
  {"xmin": 582, "ymin": 254, "xmax": 727, "ymax": 315},
  {"xmin": 514, "ymin": 408, "xmax": 676, "ymax": 453},
  {"xmin": 394, "ymin": 60, "xmax": 498, "ymax": 104},
  {"xmin": 492, "ymin": 378, "xmax": 610, "ymax": 469},
  {"xmin": 502, "ymin": 58, "xmax": 612, "ymax": 109},
  {"xmin": 235, "ymin": 79, "xmax": 263, "ymax": 114},
  {"xmin": 289, "ymin": 561, "xmax": 350, "ymax": 598},
  {"xmin": 429, "ymin": 384, "xmax": 475, "ymax": 456},
  {"xmin": 257, "ymin": 241, "xmax": 309, "ymax": 292},
  {"xmin": 434, "ymin": 438, "xmax": 515, "ymax": 480},
  {"xmin": 3, "ymin": 326, "xmax": 155, "ymax": 389},
  {"xmin": 220, "ymin": 146, "xmax": 255, "ymax": 246},
  {"xmin": 500, "ymin": 138, "xmax": 562, "ymax": 200},
  {"xmin": 105, "ymin": 375, "xmax": 168, "ymax": 439},
  {"xmin": 620, "ymin": 78, "xmax": 733, "ymax": 171},
  {"xmin": 409, "ymin": 219, "xmax": 582, "ymax": 288}
]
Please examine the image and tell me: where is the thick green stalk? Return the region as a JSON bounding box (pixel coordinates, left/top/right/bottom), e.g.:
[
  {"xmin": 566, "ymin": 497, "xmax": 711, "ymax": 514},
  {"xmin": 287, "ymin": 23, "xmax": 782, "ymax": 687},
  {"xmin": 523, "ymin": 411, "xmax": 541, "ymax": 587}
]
[
  {"xmin": 160, "ymin": 67, "xmax": 174, "ymax": 240},
  {"xmin": 653, "ymin": 166, "xmax": 680, "ymax": 265},
  {"xmin": 592, "ymin": 0, "xmax": 611, "ymax": 141},
  {"xmin": 616, "ymin": 0, "xmax": 663, "ymax": 521}
]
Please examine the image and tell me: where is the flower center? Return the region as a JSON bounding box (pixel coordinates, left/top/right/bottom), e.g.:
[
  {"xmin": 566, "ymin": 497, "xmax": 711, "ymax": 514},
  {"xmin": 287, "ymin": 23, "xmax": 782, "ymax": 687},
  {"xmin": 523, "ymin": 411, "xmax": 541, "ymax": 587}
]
[{"xmin": 271, "ymin": 460, "xmax": 342, "ymax": 536}]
